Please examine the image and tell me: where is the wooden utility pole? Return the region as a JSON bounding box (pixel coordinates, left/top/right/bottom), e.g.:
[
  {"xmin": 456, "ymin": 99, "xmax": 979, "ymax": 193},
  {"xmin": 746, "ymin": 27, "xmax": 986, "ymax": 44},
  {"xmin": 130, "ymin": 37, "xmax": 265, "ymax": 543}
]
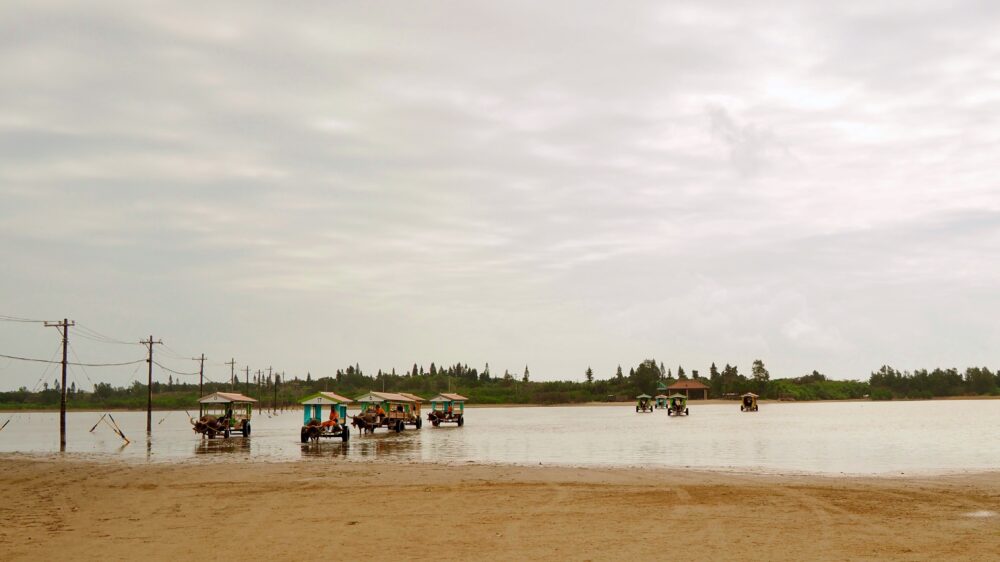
[
  {"xmin": 225, "ymin": 358, "xmax": 235, "ymax": 390},
  {"xmin": 266, "ymin": 366, "xmax": 272, "ymax": 413},
  {"xmin": 44, "ymin": 318, "xmax": 75, "ymax": 451},
  {"xmin": 272, "ymin": 371, "xmax": 278, "ymax": 414},
  {"xmin": 195, "ymin": 353, "xmax": 206, "ymax": 398},
  {"xmin": 257, "ymin": 369, "xmax": 263, "ymax": 406},
  {"xmin": 140, "ymin": 335, "xmax": 162, "ymax": 433},
  {"xmin": 244, "ymin": 365, "xmax": 250, "ymax": 395}
]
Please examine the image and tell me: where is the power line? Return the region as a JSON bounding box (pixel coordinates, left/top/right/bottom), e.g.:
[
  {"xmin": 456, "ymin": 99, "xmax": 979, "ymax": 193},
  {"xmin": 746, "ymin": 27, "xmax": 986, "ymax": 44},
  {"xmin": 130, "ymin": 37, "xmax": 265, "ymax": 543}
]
[
  {"xmin": 151, "ymin": 360, "xmax": 200, "ymax": 377},
  {"xmin": 0, "ymin": 314, "xmax": 48, "ymax": 323},
  {"xmin": 0, "ymin": 352, "xmax": 146, "ymax": 367},
  {"xmin": 74, "ymin": 323, "xmax": 139, "ymax": 345}
]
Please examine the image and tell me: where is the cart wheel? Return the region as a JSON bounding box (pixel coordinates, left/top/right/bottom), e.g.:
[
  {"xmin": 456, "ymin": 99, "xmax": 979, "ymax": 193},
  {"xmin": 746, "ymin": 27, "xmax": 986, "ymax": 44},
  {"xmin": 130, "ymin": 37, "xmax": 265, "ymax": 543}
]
[
  {"xmin": 685, "ymin": 408, "xmax": 689, "ymax": 415},
  {"xmin": 457, "ymin": 415, "xmax": 464, "ymax": 427},
  {"xmin": 342, "ymin": 425, "xmax": 350, "ymax": 441},
  {"xmin": 243, "ymin": 423, "xmax": 251, "ymax": 437},
  {"xmin": 394, "ymin": 421, "xmax": 402, "ymax": 433},
  {"xmin": 300, "ymin": 429, "xmax": 308, "ymax": 443},
  {"xmin": 416, "ymin": 417, "xmax": 422, "ymax": 429}
]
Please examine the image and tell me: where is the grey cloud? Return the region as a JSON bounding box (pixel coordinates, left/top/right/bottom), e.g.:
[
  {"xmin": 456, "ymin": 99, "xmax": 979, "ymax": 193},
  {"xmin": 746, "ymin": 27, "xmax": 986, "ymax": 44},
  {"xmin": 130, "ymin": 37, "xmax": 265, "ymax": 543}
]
[{"xmin": 1, "ymin": 0, "xmax": 998, "ymax": 388}]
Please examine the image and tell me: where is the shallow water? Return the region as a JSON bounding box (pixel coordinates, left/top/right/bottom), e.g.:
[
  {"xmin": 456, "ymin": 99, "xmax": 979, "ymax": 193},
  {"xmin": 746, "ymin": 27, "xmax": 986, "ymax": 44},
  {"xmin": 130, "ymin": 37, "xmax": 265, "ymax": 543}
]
[{"xmin": 1, "ymin": 401, "xmax": 998, "ymax": 475}]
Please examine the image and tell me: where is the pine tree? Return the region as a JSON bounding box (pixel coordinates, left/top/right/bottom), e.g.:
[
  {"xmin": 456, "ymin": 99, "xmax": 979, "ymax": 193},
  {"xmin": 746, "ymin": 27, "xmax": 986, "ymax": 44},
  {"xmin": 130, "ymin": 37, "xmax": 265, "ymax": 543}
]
[
  {"xmin": 616, "ymin": 365, "xmax": 624, "ymax": 381},
  {"xmin": 678, "ymin": 366, "xmax": 686, "ymax": 379},
  {"xmin": 412, "ymin": 364, "xmax": 418, "ymax": 377},
  {"xmin": 522, "ymin": 365, "xmax": 529, "ymax": 383},
  {"xmin": 585, "ymin": 366, "xmax": 594, "ymax": 384}
]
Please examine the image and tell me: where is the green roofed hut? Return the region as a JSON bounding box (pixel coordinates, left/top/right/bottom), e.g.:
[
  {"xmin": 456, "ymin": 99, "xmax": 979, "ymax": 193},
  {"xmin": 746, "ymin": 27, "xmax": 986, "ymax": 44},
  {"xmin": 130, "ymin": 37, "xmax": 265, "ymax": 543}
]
[
  {"xmin": 300, "ymin": 391, "xmax": 352, "ymax": 442},
  {"xmin": 428, "ymin": 393, "xmax": 468, "ymax": 426},
  {"xmin": 192, "ymin": 392, "xmax": 257, "ymax": 438},
  {"xmin": 352, "ymin": 391, "xmax": 420, "ymax": 433},
  {"xmin": 636, "ymin": 393, "xmax": 654, "ymax": 413}
]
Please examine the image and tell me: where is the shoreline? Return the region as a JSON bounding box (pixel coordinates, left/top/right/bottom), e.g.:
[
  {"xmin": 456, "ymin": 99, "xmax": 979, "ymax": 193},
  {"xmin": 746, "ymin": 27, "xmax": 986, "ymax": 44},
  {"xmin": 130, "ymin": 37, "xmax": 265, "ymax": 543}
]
[{"xmin": 2, "ymin": 457, "xmax": 997, "ymax": 560}]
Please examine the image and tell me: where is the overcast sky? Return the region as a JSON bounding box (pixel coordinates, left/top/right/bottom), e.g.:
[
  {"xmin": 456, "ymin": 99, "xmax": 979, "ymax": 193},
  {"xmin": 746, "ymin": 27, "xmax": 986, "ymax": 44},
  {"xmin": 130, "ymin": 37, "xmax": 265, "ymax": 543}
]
[{"xmin": 1, "ymin": 0, "xmax": 998, "ymax": 390}]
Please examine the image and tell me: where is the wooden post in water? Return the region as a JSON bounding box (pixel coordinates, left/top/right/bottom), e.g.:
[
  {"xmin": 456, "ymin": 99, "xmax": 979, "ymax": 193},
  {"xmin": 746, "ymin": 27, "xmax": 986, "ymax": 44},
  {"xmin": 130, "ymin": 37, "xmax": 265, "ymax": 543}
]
[
  {"xmin": 140, "ymin": 335, "xmax": 162, "ymax": 433},
  {"xmin": 45, "ymin": 318, "xmax": 74, "ymax": 451}
]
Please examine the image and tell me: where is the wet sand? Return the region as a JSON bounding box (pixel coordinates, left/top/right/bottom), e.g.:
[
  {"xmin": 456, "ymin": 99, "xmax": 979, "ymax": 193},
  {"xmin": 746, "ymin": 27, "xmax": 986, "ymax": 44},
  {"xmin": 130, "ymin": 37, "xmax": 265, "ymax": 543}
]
[{"xmin": 1, "ymin": 457, "xmax": 998, "ymax": 560}]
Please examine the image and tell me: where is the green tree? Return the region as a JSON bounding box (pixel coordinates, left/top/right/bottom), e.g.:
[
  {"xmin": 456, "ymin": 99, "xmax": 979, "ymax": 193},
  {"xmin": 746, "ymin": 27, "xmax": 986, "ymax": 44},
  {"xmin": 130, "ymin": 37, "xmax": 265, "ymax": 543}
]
[
  {"xmin": 585, "ymin": 366, "xmax": 594, "ymax": 384},
  {"xmin": 632, "ymin": 359, "xmax": 660, "ymax": 395},
  {"xmin": 616, "ymin": 365, "xmax": 624, "ymax": 381},
  {"xmin": 522, "ymin": 365, "xmax": 529, "ymax": 383},
  {"xmin": 752, "ymin": 359, "xmax": 770, "ymax": 394},
  {"xmin": 677, "ymin": 366, "xmax": 686, "ymax": 379}
]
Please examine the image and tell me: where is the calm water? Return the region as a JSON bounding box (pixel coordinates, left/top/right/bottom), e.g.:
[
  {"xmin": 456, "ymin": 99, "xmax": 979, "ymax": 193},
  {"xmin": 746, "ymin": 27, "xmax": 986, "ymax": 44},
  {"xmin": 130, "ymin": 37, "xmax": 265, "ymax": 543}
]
[{"xmin": 1, "ymin": 401, "xmax": 998, "ymax": 475}]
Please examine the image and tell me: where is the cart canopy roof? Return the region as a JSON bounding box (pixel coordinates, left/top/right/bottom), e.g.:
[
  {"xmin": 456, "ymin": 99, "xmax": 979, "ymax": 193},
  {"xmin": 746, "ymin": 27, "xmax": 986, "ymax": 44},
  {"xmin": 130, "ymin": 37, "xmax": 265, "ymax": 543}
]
[
  {"xmin": 668, "ymin": 393, "xmax": 688, "ymax": 399},
  {"xmin": 741, "ymin": 393, "xmax": 759, "ymax": 398},
  {"xmin": 199, "ymin": 392, "xmax": 258, "ymax": 404},
  {"xmin": 654, "ymin": 394, "xmax": 668, "ymax": 399},
  {"xmin": 636, "ymin": 394, "xmax": 652, "ymax": 399},
  {"xmin": 299, "ymin": 391, "xmax": 353, "ymax": 405},
  {"xmin": 354, "ymin": 391, "xmax": 415, "ymax": 404},
  {"xmin": 429, "ymin": 393, "xmax": 469, "ymax": 403},
  {"xmin": 397, "ymin": 392, "xmax": 426, "ymax": 403}
]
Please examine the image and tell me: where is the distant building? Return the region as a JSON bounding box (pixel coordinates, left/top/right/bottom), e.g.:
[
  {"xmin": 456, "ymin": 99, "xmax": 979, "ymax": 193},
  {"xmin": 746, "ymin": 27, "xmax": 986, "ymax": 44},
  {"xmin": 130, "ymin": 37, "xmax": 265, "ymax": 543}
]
[{"xmin": 667, "ymin": 379, "xmax": 709, "ymax": 400}]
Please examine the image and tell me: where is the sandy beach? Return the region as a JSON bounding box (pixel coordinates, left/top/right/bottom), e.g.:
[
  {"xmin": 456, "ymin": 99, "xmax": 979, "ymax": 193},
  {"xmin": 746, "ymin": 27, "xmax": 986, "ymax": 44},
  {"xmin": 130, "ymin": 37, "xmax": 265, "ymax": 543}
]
[{"xmin": 1, "ymin": 457, "xmax": 997, "ymax": 561}]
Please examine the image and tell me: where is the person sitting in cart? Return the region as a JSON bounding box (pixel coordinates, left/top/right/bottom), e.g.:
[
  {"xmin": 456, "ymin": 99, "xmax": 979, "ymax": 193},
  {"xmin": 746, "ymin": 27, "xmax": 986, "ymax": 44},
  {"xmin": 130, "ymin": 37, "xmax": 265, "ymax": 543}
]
[
  {"xmin": 321, "ymin": 408, "xmax": 339, "ymax": 429},
  {"xmin": 447, "ymin": 403, "xmax": 454, "ymax": 414},
  {"xmin": 375, "ymin": 404, "xmax": 386, "ymax": 421}
]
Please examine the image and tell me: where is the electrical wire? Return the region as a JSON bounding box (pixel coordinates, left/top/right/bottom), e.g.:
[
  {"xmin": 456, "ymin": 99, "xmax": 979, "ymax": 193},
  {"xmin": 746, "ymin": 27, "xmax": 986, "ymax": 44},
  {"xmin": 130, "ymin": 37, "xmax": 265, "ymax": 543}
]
[
  {"xmin": 0, "ymin": 352, "xmax": 145, "ymax": 367},
  {"xmin": 151, "ymin": 360, "xmax": 200, "ymax": 377},
  {"xmin": 74, "ymin": 323, "xmax": 140, "ymax": 345},
  {"xmin": 0, "ymin": 314, "xmax": 48, "ymax": 323}
]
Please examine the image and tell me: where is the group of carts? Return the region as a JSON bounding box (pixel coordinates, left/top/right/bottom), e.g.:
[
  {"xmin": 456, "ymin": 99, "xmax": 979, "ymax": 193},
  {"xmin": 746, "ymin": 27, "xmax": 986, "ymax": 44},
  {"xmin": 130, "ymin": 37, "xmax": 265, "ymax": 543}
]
[
  {"xmin": 635, "ymin": 392, "xmax": 759, "ymax": 416},
  {"xmin": 189, "ymin": 391, "xmax": 469, "ymax": 443}
]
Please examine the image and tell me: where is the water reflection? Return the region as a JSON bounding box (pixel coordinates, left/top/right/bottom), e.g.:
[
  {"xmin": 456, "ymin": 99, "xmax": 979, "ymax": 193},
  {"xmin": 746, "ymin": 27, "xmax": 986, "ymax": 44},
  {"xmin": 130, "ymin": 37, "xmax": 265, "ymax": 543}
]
[
  {"xmin": 300, "ymin": 441, "xmax": 350, "ymax": 458},
  {"xmin": 194, "ymin": 437, "xmax": 251, "ymax": 455}
]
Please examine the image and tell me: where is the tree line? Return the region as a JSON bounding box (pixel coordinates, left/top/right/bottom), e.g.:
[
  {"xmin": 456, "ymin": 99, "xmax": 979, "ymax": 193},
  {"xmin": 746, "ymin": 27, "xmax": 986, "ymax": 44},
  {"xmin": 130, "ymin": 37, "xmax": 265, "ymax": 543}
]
[{"xmin": 0, "ymin": 359, "xmax": 997, "ymax": 410}]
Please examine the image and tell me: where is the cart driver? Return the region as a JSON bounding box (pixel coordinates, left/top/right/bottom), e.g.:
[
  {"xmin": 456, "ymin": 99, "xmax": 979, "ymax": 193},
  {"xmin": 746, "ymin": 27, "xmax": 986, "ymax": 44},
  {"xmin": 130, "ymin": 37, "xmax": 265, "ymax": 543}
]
[
  {"xmin": 446, "ymin": 403, "xmax": 454, "ymax": 415},
  {"xmin": 321, "ymin": 407, "xmax": 340, "ymax": 429},
  {"xmin": 375, "ymin": 403, "xmax": 386, "ymax": 421}
]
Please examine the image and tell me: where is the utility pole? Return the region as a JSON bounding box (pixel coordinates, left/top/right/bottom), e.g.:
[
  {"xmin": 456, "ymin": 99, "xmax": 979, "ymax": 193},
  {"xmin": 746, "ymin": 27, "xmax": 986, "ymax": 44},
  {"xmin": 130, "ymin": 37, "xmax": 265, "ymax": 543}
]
[
  {"xmin": 244, "ymin": 365, "xmax": 250, "ymax": 395},
  {"xmin": 225, "ymin": 358, "xmax": 235, "ymax": 390},
  {"xmin": 273, "ymin": 371, "xmax": 278, "ymax": 414},
  {"xmin": 140, "ymin": 335, "xmax": 162, "ymax": 433},
  {"xmin": 257, "ymin": 369, "xmax": 263, "ymax": 406},
  {"xmin": 44, "ymin": 318, "xmax": 75, "ymax": 451},
  {"xmin": 194, "ymin": 353, "xmax": 206, "ymax": 398},
  {"xmin": 266, "ymin": 366, "xmax": 272, "ymax": 413}
]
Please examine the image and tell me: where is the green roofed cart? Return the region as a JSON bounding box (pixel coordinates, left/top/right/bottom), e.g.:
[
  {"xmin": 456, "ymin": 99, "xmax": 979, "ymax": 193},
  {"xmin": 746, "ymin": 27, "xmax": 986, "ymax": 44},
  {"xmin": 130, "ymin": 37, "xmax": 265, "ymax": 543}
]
[
  {"xmin": 428, "ymin": 393, "xmax": 468, "ymax": 426},
  {"xmin": 300, "ymin": 392, "xmax": 352, "ymax": 442},
  {"xmin": 636, "ymin": 394, "xmax": 654, "ymax": 413},
  {"xmin": 352, "ymin": 391, "xmax": 420, "ymax": 434},
  {"xmin": 666, "ymin": 393, "xmax": 689, "ymax": 416},
  {"xmin": 191, "ymin": 392, "xmax": 257, "ymax": 438},
  {"xmin": 655, "ymin": 394, "xmax": 669, "ymax": 409}
]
